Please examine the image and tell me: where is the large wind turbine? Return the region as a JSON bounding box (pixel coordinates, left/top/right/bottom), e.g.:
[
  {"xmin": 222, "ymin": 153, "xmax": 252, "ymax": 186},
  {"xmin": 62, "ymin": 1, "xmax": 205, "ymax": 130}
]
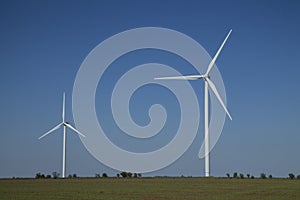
[
  {"xmin": 155, "ymin": 29, "xmax": 232, "ymax": 177},
  {"xmin": 39, "ymin": 92, "xmax": 85, "ymax": 178}
]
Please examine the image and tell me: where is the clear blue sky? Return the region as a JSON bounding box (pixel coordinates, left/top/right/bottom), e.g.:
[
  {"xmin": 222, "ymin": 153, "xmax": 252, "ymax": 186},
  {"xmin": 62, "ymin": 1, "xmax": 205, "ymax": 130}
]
[{"xmin": 0, "ymin": 0, "xmax": 299, "ymax": 178}]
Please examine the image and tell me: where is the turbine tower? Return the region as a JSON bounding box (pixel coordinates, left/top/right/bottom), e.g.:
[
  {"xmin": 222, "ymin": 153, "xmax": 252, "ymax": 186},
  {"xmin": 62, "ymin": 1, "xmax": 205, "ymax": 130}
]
[
  {"xmin": 39, "ymin": 92, "xmax": 85, "ymax": 178},
  {"xmin": 155, "ymin": 29, "xmax": 232, "ymax": 177}
]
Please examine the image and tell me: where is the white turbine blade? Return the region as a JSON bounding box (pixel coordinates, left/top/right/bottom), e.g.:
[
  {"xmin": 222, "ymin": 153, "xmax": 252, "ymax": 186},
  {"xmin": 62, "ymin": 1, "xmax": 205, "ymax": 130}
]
[
  {"xmin": 62, "ymin": 92, "xmax": 65, "ymax": 122},
  {"xmin": 154, "ymin": 75, "xmax": 204, "ymax": 80},
  {"xmin": 206, "ymin": 78, "xmax": 232, "ymax": 120},
  {"xmin": 39, "ymin": 123, "xmax": 63, "ymax": 139},
  {"xmin": 65, "ymin": 123, "xmax": 86, "ymax": 137},
  {"xmin": 205, "ymin": 29, "xmax": 232, "ymax": 76}
]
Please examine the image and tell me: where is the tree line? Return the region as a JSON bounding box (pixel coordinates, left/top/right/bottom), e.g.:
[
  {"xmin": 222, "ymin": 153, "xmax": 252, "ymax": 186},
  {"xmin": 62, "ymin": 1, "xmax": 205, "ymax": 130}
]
[
  {"xmin": 226, "ymin": 172, "xmax": 300, "ymax": 179},
  {"xmin": 35, "ymin": 171, "xmax": 300, "ymax": 179},
  {"xmin": 35, "ymin": 171, "xmax": 142, "ymax": 179}
]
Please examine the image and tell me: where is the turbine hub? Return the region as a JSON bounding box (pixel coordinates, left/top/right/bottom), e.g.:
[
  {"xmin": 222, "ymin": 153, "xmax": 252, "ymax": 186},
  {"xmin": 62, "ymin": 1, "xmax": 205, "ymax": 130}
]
[{"xmin": 63, "ymin": 122, "xmax": 69, "ymax": 126}]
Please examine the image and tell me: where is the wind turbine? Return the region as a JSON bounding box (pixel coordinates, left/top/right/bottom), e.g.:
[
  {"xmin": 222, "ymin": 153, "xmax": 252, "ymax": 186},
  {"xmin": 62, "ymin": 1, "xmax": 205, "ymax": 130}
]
[
  {"xmin": 39, "ymin": 92, "xmax": 85, "ymax": 178},
  {"xmin": 155, "ymin": 29, "xmax": 232, "ymax": 177}
]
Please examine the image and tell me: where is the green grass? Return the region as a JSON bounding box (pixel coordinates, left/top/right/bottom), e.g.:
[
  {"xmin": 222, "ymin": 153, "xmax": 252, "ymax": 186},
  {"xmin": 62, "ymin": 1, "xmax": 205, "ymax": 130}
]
[{"xmin": 1, "ymin": 177, "xmax": 300, "ymax": 200}]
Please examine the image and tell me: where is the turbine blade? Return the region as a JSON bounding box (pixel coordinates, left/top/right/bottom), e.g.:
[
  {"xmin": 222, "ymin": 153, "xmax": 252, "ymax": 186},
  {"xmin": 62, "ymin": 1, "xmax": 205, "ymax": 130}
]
[
  {"xmin": 65, "ymin": 123, "xmax": 86, "ymax": 137},
  {"xmin": 206, "ymin": 78, "xmax": 232, "ymax": 120},
  {"xmin": 205, "ymin": 29, "xmax": 232, "ymax": 76},
  {"xmin": 154, "ymin": 75, "xmax": 204, "ymax": 80},
  {"xmin": 39, "ymin": 123, "xmax": 63, "ymax": 139},
  {"xmin": 62, "ymin": 92, "xmax": 65, "ymax": 122}
]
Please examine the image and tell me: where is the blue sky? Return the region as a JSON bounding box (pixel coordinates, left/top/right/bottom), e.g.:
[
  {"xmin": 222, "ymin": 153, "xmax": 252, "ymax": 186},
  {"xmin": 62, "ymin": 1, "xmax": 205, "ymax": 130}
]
[{"xmin": 0, "ymin": 0, "xmax": 300, "ymax": 178}]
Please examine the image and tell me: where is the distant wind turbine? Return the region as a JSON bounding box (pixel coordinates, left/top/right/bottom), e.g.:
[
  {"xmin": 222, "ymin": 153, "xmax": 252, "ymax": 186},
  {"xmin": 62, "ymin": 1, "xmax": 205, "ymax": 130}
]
[
  {"xmin": 155, "ymin": 29, "xmax": 233, "ymax": 177},
  {"xmin": 39, "ymin": 92, "xmax": 85, "ymax": 178}
]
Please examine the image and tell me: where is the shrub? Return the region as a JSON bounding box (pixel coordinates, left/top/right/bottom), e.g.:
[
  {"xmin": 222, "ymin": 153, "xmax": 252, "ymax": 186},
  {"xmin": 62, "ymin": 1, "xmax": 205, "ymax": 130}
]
[
  {"xmin": 95, "ymin": 173, "xmax": 100, "ymax": 178},
  {"xmin": 233, "ymin": 172, "xmax": 238, "ymax": 178},
  {"xmin": 288, "ymin": 173, "xmax": 295, "ymax": 180},
  {"xmin": 102, "ymin": 173, "xmax": 108, "ymax": 178},
  {"xmin": 120, "ymin": 172, "xmax": 127, "ymax": 178},
  {"xmin": 226, "ymin": 173, "xmax": 230, "ymax": 178},
  {"xmin": 239, "ymin": 173, "xmax": 244, "ymax": 179},
  {"xmin": 52, "ymin": 172, "xmax": 60, "ymax": 179},
  {"xmin": 35, "ymin": 172, "xmax": 45, "ymax": 179},
  {"xmin": 251, "ymin": 175, "xmax": 254, "ymax": 179},
  {"xmin": 246, "ymin": 174, "xmax": 250, "ymax": 178},
  {"xmin": 260, "ymin": 173, "xmax": 266, "ymax": 179},
  {"xmin": 127, "ymin": 172, "xmax": 132, "ymax": 178},
  {"xmin": 268, "ymin": 174, "xmax": 272, "ymax": 179},
  {"xmin": 297, "ymin": 175, "xmax": 300, "ymax": 179}
]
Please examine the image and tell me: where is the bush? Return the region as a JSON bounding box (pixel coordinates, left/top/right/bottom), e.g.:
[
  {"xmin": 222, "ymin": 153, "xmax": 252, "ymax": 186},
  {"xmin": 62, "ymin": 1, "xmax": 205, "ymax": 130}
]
[
  {"xmin": 52, "ymin": 172, "xmax": 60, "ymax": 179},
  {"xmin": 239, "ymin": 173, "xmax": 244, "ymax": 179},
  {"xmin": 35, "ymin": 172, "xmax": 45, "ymax": 179},
  {"xmin": 95, "ymin": 173, "xmax": 100, "ymax": 178},
  {"xmin": 116, "ymin": 173, "xmax": 120, "ymax": 178},
  {"xmin": 268, "ymin": 175, "xmax": 272, "ymax": 179},
  {"xmin": 260, "ymin": 173, "xmax": 266, "ymax": 179},
  {"xmin": 102, "ymin": 173, "xmax": 108, "ymax": 178},
  {"xmin": 297, "ymin": 175, "xmax": 300, "ymax": 179},
  {"xmin": 251, "ymin": 175, "xmax": 254, "ymax": 179},
  {"xmin": 246, "ymin": 174, "xmax": 250, "ymax": 179},
  {"xmin": 120, "ymin": 172, "xmax": 127, "ymax": 178},
  {"xmin": 127, "ymin": 172, "xmax": 132, "ymax": 178},
  {"xmin": 233, "ymin": 172, "xmax": 238, "ymax": 179},
  {"xmin": 226, "ymin": 173, "xmax": 230, "ymax": 178},
  {"xmin": 288, "ymin": 173, "xmax": 295, "ymax": 180}
]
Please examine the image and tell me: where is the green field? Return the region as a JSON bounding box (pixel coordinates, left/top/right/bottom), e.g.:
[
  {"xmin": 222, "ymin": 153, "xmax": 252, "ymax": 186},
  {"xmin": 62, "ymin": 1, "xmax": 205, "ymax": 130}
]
[{"xmin": 1, "ymin": 177, "xmax": 300, "ymax": 200}]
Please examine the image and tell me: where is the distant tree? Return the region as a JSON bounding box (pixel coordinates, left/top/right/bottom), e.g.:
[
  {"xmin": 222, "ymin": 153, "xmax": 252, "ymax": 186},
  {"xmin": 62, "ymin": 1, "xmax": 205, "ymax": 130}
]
[
  {"xmin": 239, "ymin": 173, "xmax": 244, "ymax": 179},
  {"xmin": 268, "ymin": 174, "xmax": 272, "ymax": 179},
  {"xmin": 35, "ymin": 173, "xmax": 40, "ymax": 179},
  {"xmin": 35, "ymin": 172, "xmax": 42, "ymax": 179},
  {"xmin": 68, "ymin": 174, "xmax": 73, "ymax": 178},
  {"xmin": 116, "ymin": 173, "xmax": 120, "ymax": 178},
  {"xmin": 102, "ymin": 173, "xmax": 108, "ymax": 178},
  {"xmin": 134, "ymin": 173, "xmax": 138, "ymax": 178},
  {"xmin": 95, "ymin": 173, "xmax": 101, "ymax": 178},
  {"xmin": 260, "ymin": 173, "xmax": 266, "ymax": 179},
  {"xmin": 226, "ymin": 173, "xmax": 230, "ymax": 178},
  {"xmin": 35, "ymin": 172, "xmax": 46, "ymax": 179},
  {"xmin": 288, "ymin": 173, "xmax": 295, "ymax": 180},
  {"xmin": 233, "ymin": 172, "xmax": 238, "ymax": 179},
  {"xmin": 297, "ymin": 175, "xmax": 300, "ymax": 179},
  {"xmin": 251, "ymin": 175, "xmax": 254, "ymax": 179},
  {"xmin": 120, "ymin": 172, "xmax": 127, "ymax": 178},
  {"xmin": 246, "ymin": 174, "xmax": 250, "ymax": 179},
  {"xmin": 138, "ymin": 173, "xmax": 142, "ymax": 178},
  {"xmin": 52, "ymin": 172, "xmax": 60, "ymax": 179},
  {"xmin": 73, "ymin": 174, "xmax": 77, "ymax": 178},
  {"xmin": 46, "ymin": 175, "xmax": 51, "ymax": 179},
  {"xmin": 127, "ymin": 172, "xmax": 132, "ymax": 178}
]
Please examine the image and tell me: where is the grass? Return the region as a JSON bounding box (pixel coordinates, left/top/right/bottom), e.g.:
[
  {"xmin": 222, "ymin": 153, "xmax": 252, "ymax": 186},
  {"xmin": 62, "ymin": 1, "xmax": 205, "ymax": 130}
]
[{"xmin": 1, "ymin": 177, "xmax": 300, "ymax": 200}]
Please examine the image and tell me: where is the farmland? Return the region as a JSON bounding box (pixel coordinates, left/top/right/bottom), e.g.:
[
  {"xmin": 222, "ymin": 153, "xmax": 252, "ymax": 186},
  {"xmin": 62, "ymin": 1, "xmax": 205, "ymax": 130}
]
[{"xmin": 1, "ymin": 177, "xmax": 300, "ymax": 200}]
